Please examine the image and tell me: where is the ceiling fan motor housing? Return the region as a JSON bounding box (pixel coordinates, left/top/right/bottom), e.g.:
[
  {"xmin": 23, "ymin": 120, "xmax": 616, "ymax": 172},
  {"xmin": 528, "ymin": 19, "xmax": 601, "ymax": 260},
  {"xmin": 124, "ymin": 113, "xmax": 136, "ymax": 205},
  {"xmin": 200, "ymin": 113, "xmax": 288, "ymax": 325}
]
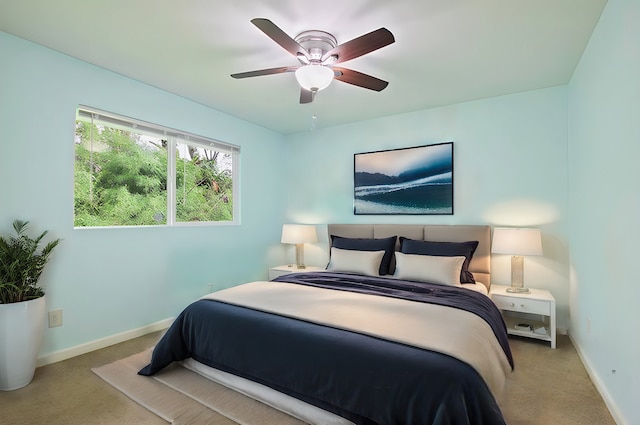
[{"xmin": 295, "ymin": 30, "xmax": 337, "ymax": 63}]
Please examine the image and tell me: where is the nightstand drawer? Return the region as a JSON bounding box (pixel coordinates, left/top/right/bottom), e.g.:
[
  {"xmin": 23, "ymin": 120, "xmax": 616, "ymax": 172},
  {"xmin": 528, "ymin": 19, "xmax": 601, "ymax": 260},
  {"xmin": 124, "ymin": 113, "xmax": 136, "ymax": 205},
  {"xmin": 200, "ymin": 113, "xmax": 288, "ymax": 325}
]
[{"xmin": 492, "ymin": 295, "xmax": 551, "ymax": 315}]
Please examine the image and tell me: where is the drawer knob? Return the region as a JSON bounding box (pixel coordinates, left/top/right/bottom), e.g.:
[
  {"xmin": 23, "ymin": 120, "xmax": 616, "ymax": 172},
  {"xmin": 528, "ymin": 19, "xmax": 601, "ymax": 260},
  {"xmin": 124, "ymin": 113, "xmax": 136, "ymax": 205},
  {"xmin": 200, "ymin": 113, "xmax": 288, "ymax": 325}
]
[
  {"xmin": 509, "ymin": 303, "xmax": 515, "ymax": 307},
  {"xmin": 521, "ymin": 304, "xmax": 526, "ymax": 308}
]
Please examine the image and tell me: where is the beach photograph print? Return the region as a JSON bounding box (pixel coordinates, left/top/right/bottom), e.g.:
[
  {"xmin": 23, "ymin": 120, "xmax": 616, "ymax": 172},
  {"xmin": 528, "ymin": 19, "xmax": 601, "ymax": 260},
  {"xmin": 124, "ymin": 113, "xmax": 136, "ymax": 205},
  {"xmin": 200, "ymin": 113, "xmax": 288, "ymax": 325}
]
[{"xmin": 354, "ymin": 142, "xmax": 453, "ymax": 215}]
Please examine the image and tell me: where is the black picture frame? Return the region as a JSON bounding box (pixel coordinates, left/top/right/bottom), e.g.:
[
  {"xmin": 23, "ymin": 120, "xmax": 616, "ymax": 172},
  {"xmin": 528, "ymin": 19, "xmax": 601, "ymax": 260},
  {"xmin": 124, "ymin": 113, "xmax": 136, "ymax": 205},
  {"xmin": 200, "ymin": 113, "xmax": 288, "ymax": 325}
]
[{"xmin": 354, "ymin": 142, "xmax": 454, "ymax": 215}]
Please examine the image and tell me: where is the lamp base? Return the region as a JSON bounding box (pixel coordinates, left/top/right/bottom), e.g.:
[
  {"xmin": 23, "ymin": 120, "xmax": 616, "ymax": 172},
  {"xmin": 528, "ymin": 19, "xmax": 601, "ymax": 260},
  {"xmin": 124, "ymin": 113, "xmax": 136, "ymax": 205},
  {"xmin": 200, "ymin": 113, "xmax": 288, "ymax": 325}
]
[
  {"xmin": 294, "ymin": 244, "xmax": 306, "ymax": 269},
  {"xmin": 507, "ymin": 255, "xmax": 529, "ymax": 293},
  {"xmin": 506, "ymin": 286, "xmax": 530, "ymax": 294}
]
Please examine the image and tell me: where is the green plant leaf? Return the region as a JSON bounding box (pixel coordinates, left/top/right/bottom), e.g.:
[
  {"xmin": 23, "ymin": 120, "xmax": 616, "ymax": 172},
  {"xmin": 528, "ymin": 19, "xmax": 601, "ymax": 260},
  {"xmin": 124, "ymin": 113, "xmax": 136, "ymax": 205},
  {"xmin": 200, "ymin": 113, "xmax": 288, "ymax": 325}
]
[{"xmin": 0, "ymin": 220, "xmax": 61, "ymax": 304}]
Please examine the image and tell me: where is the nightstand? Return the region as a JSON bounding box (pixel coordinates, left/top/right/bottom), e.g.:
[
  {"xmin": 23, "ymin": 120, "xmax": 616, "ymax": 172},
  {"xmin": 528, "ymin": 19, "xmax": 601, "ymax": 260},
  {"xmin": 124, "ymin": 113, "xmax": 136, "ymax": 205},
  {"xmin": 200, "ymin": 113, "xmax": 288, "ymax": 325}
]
[
  {"xmin": 490, "ymin": 284, "xmax": 556, "ymax": 349},
  {"xmin": 268, "ymin": 265, "xmax": 324, "ymax": 280}
]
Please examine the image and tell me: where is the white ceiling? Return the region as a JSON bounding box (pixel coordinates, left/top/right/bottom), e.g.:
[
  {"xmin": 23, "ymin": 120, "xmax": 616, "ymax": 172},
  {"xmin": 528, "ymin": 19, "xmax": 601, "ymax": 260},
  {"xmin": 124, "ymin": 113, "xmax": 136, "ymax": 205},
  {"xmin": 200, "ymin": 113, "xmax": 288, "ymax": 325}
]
[{"xmin": 0, "ymin": 0, "xmax": 606, "ymax": 135}]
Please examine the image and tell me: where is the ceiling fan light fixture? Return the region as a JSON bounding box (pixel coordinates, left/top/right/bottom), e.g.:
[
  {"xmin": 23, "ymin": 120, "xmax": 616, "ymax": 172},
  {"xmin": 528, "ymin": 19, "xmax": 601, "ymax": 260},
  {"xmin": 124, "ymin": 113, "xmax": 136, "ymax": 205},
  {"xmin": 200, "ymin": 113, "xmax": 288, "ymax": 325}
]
[{"xmin": 295, "ymin": 65, "xmax": 334, "ymax": 92}]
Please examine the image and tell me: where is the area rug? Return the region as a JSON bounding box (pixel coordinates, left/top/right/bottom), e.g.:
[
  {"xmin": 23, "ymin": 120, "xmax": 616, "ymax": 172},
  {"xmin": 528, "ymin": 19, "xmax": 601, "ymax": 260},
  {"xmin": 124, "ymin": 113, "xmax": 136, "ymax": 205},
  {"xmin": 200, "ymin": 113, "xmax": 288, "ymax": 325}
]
[{"xmin": 92, "ymin": 348, "xmax": 307, "ymax": 425}]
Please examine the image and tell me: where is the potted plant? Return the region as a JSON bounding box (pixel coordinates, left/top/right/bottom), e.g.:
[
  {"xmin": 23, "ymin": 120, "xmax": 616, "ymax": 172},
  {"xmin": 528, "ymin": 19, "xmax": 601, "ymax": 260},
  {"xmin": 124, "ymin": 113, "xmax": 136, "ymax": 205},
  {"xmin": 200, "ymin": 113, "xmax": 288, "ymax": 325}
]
[{"xmin": 0, "ymin": 219, "xmax": 61, "ymax": 391}]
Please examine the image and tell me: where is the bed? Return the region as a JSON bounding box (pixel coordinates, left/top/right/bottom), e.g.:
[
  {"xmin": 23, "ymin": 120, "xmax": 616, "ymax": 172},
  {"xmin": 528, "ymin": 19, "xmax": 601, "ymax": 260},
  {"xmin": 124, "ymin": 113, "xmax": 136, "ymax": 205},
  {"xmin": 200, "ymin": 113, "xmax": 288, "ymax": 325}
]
[{"xmin": 139, "ymin": 224, "xmax": 513, "ymax": 425}]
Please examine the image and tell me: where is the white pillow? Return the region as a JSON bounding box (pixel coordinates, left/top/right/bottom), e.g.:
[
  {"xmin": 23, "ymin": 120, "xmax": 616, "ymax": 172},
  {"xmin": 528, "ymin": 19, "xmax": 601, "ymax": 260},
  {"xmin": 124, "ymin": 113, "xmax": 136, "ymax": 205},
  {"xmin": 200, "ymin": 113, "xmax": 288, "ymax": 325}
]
[
  {"xmin": 326, "ymin": 247, "xmax": 385, "ymax": 277},
  {"xmin": 393, "ymin": 252, "xmax": 466, "ymax": 286}
]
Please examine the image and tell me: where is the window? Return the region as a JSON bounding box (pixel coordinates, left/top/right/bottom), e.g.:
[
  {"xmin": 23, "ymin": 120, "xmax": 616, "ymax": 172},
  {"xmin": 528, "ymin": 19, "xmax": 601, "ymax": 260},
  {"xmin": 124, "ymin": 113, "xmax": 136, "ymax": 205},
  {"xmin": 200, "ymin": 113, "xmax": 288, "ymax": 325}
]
[{"xmin": 74, "ymin": 106, "xmax": 239, "ymax": 227}]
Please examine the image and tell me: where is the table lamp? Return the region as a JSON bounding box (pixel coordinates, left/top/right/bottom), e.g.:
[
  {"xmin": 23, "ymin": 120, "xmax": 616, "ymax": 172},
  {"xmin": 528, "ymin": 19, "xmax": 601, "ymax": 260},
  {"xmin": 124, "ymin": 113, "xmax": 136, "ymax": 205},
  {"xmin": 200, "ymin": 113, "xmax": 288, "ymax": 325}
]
[
  {"xmin": 491, "ymin": 227, "xmax": 542, "ymax": 293},
  {"xmin": 281, "ymin": 224, "xmax": 318, "ymax": 269}
]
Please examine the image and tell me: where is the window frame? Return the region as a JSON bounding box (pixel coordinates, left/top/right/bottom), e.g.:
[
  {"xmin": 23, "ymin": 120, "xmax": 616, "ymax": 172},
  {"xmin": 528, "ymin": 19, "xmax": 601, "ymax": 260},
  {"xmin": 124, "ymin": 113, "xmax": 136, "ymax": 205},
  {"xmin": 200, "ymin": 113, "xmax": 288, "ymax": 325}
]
[{"xmin": 74, "ymin": 105, "xmax": 240, "ymax": 228}]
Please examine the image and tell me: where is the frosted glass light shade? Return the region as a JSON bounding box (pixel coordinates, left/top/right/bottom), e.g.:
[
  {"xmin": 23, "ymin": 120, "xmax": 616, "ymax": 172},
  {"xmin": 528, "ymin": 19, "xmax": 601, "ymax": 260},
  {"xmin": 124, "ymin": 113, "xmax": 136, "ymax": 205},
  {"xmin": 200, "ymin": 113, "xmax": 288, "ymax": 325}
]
[{"xmin": 295, "ymin": 65, "xmax": 334, "ymax": 92}]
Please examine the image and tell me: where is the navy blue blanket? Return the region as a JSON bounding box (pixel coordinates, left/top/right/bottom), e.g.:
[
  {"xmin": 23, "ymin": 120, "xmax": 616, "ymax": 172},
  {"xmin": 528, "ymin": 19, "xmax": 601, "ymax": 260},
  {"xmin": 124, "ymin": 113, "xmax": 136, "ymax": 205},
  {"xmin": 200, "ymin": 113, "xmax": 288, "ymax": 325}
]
[{"xmin": 140, "ymin": 274, "xmax": 511, "ymax": 424}]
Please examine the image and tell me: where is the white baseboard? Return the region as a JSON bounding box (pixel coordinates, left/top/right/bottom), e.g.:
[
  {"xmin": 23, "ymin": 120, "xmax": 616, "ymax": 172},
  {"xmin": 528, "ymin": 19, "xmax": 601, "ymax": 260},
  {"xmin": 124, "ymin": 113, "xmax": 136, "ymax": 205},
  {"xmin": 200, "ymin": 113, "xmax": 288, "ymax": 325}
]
[
  {"xmin": 568, "ymin": 332, "xmax": 624, "ymax": 425},
  {"xmin": 36, "ymin": 318, "xmax": 174, "ymax": 367}
]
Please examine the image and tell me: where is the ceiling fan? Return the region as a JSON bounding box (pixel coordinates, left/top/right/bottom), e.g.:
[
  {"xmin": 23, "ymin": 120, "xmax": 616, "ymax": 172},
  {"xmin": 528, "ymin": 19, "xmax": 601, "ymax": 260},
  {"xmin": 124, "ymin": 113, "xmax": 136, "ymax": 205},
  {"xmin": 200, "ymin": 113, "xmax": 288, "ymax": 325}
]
[{"xmin": 231, "ymin": 18, "xmax": 395, "ymax": 104}]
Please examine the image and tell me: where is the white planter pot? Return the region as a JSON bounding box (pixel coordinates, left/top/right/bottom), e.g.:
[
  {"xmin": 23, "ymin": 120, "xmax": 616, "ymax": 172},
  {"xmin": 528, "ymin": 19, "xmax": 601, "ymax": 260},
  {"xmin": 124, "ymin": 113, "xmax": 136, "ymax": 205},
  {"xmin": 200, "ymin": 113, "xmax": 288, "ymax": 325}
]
[{"xmin": 0, "ymin": 296, "xmax": 46, "ymax": 391}]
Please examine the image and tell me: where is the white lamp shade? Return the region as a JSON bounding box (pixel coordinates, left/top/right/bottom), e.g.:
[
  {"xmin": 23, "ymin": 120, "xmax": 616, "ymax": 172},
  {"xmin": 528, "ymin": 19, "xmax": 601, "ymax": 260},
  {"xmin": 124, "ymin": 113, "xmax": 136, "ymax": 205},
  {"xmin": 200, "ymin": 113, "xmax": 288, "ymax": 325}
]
[
  {"xmin": 491, "ymin": 228, "xmax": 542, "ymax": 256},
  {"xmin": 281, "ymin": 224, "xmax": 318, "ymax": 244},
  {"xmin": 294, "ymin": 65, "xmax": 334, "ymax": 92}
]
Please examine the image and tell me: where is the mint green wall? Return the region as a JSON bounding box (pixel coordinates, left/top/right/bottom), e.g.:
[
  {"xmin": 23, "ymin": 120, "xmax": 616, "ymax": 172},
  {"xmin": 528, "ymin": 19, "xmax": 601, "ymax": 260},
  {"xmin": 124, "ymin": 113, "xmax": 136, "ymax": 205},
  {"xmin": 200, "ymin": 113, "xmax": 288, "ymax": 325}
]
[
  {"xmin": 0, "ymin": 32, "xmax": 288, "ymax": 356},
  {"xmin": 3, "ymin": 5, "xmax": 636, "ymax": 420},
  {"xmin": 568, "ymin": 0, "xmax": 639, "ymax": 423},
  {"xmin": 285, "ymin": 87, "xmax": 571, "ymax": 330}
]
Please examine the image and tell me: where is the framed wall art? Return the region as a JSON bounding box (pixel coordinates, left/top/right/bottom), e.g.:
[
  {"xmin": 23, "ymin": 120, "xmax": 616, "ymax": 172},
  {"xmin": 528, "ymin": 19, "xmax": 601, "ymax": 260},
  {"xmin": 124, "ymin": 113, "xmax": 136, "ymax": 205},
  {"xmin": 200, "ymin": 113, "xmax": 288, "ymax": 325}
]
[{"xmin": 354, "ymin": 142, "xmax": 453, "ymax": 215}]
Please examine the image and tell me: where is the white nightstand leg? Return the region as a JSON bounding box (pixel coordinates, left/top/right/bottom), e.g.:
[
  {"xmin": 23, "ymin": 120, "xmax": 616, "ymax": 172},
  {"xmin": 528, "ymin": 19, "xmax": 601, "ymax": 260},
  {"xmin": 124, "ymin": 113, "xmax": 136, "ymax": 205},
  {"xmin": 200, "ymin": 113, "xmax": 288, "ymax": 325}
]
[{"xmin": 550, "ymin": 304, "xmax": 556, "ymax": 349}]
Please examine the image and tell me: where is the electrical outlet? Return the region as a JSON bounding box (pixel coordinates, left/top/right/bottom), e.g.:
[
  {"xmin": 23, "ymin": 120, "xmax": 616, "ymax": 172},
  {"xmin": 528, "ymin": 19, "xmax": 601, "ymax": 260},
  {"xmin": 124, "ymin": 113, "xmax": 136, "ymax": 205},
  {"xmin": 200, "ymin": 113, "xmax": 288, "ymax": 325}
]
[
  {"xmin": 48, "ymin": 309, "xmax": 63, "ymax": 328},
  {"xmin": 586, "ymin": 316, "xmax": 591, "ymax": 333}
]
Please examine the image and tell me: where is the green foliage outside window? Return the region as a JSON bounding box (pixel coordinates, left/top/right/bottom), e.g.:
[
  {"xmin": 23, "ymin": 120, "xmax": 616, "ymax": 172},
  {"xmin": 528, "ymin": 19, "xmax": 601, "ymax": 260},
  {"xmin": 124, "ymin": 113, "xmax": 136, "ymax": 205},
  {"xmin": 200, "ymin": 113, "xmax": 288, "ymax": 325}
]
[
  {"xmin": 74, "ymin": 121, "xmax": 233, "ymax": 227},
  {"xmin": 175, "ymin": 145, "xmax": 234, "ymax": 223}
]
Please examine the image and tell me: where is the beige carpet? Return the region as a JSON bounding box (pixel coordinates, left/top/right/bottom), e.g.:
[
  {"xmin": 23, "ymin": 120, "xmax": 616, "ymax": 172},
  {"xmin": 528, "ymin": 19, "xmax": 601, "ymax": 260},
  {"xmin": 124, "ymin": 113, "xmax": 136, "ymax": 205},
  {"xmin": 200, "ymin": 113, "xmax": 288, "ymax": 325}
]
[
  {"xmin": 92, "ymin": 349, "xmax": 307, "ymax": 425},
  {"xmin": 2, "ymin": 331, "xmax": 614, "ymax": 425}
]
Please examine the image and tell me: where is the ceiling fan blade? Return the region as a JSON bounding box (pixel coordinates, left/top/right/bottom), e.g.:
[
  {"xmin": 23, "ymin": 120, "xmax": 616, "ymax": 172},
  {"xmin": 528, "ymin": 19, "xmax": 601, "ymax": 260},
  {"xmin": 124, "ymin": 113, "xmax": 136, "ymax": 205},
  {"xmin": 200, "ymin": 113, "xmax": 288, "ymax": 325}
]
[
  {"xmin": 251, "ymin": 18, "xmax": 309, "ymax": 59},
  {"xmin": 333, "ymin": 67, "xmax": 389, "ymax": 91},
  {"xmin": 323, "ymin": 28, "xmax": 394, "ymax": 64},
  {"xmin": 299, "ymin": 88, "xmax": 315, "ymax": 104},
  {"xmin": 231, "ymin": 66, "xmax": 296, "ymax": 79}
]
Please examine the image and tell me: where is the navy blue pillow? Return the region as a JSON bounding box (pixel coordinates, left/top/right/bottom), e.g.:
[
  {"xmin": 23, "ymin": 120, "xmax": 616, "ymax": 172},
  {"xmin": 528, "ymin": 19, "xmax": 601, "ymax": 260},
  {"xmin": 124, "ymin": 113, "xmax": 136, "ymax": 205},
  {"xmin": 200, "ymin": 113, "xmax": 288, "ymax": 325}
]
[
  {"xmin": 399, "ymin": 238, "xmax": 479, "ymax": 283},
  {"xmin": 330, "ymin": 235, "xmax": 397, "ymax": 275}
]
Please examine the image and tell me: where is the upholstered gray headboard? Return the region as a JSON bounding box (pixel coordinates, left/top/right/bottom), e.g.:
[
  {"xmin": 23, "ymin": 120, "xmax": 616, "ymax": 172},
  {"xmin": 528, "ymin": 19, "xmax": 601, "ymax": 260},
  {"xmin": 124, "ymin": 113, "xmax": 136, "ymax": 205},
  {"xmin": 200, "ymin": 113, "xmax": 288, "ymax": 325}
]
[{"xmin": 327, "ymin": 224, "xmax": 491, "ymax": 290}]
